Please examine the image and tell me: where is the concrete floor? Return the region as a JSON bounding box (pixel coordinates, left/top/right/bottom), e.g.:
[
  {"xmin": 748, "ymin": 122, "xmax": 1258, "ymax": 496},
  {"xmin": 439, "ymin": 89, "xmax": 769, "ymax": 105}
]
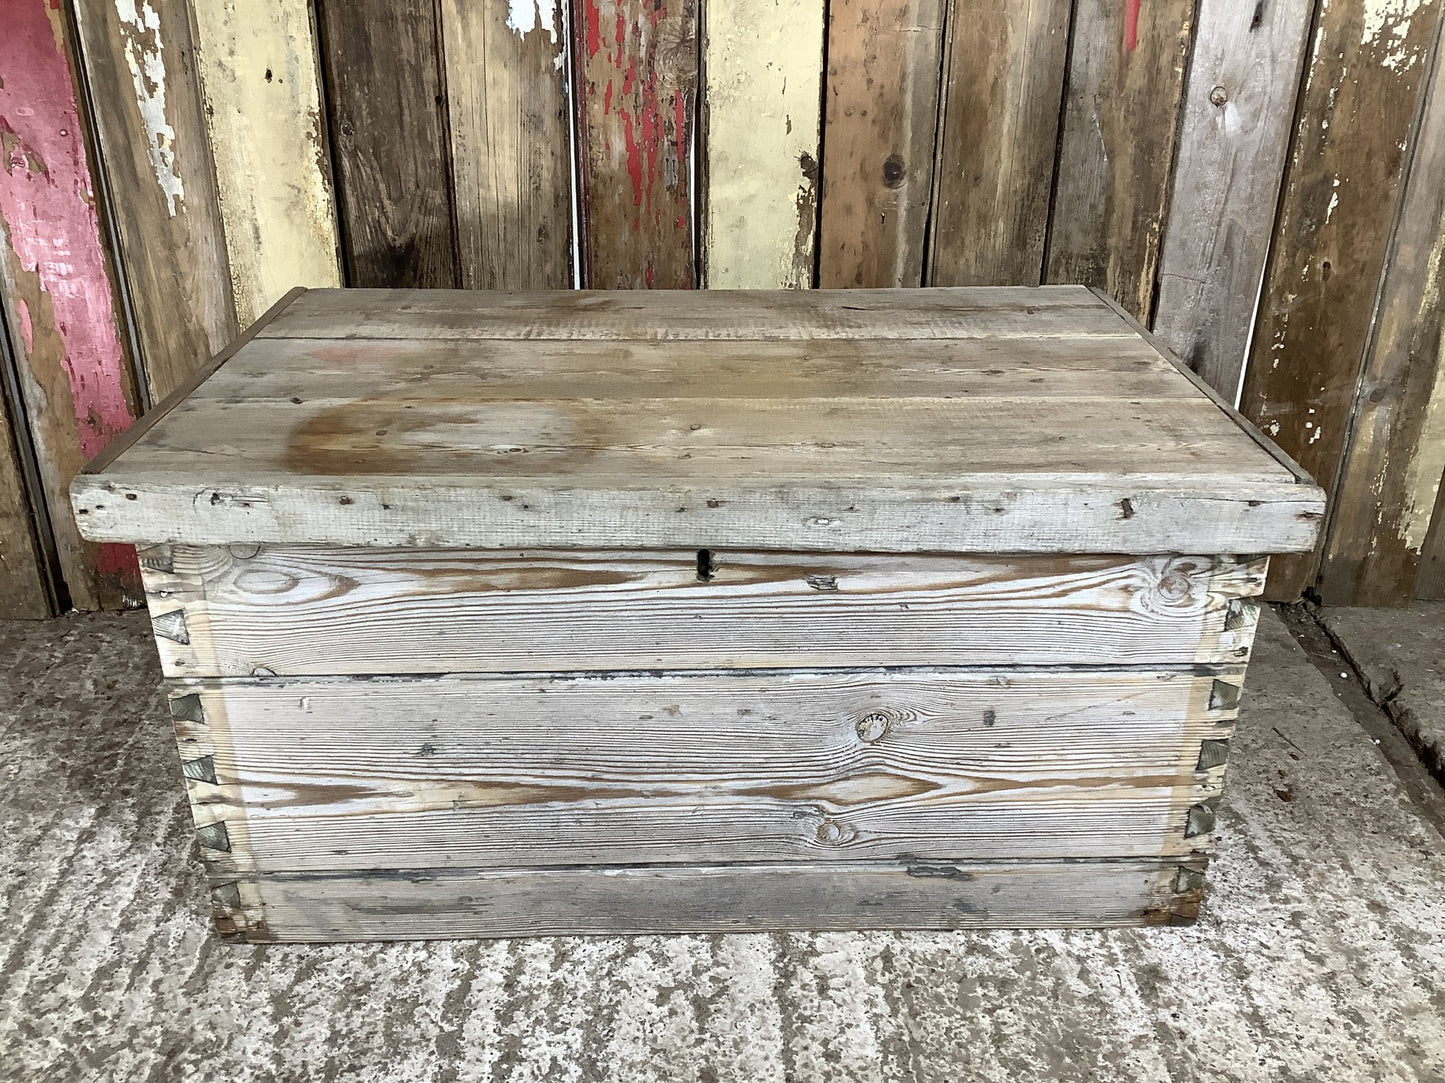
[{"xmin": 1, "ymin": 608, "xmax": 1443, "ymax": 1083}]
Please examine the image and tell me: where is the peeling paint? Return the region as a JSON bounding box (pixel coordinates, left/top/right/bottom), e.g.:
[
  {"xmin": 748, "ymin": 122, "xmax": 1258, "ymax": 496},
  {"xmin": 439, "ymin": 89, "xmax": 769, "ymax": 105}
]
[
  {"xmin": 1361, "ymin": 0, "xmax": 1425, "ymax": 72},
  {"xmin": 114, "ymin": 0, "xmax": 185, "ymax": 216},
  {"xmin": 507, "ymin": 0, "xmax": 561, "ymax": 44}
]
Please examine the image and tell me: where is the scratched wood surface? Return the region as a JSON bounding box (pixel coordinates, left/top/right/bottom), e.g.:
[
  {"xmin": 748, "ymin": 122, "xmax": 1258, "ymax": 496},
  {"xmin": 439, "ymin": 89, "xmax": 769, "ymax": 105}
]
[
  {"xmin": 137, "ymin": 546, "xmax": 1264, "ymax": 677},
  {"xmin": 928, "ymin": 0, "xmax": 1070, "ymax": 286},
  {"xmin": 0, "ymin": 0, "xmax": 142, "ymax": 610},
  {"xmin": 700, "ymin": 0, "xmax": 824, "ymax": 288},
  {"xmin": 1318, "ymin": 39, "xmax": 1445, "ymax": 606},
  {"xmin": 1152, "ymin": 0, "xmax": 1316, "ymax": 398},
  {"xmin": 1241, "ymin": 0, "xmax": 1445, "ymax": 600},
  {"xmin": 572, "ymin": 0, "xmax": 698, "ymax": 288},
  {"xmin": 442, "ymin": 0, "xmax": 573, "ymax": 290},
  {"xmin": 170, "ymin": 667, "xmax": 1239, "ymax": 875},
  {"xmin": 1045, "ymin": 0, "xmax": 1196, "ymax": 320},
  {"xmin": 72, "ymin": 0, "xmax": 238, "ymax": 402},
  {"xmin": 0, "ymin": 375, "xmax": 49, "ymax": 617},
  {"xmin": 314, "ymin": 0, "xmax": 459, "ymax": 288},
  {"xmin": 818, "ymin": 0, "xmax": 946, "ymax": 288},
  {"xmin": 210, "ymin": 858, "xmax": 1206, "ymax": 940},
  {"xmin": 190, "ymin": 0, "xmax": 342, "ymax": 325}
]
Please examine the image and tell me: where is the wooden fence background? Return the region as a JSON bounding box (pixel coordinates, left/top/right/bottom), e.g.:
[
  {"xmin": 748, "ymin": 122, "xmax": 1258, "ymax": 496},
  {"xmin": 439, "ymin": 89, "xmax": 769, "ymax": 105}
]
[{"xmin": 1, "ymin": 0, "xmax": 1443, "ymax": 616}]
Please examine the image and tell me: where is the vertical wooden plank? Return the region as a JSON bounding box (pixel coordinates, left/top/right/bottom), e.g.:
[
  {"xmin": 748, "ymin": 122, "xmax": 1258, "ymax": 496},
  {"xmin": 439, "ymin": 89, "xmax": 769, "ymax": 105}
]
[
  {"xmin": 571, "ymin": 0, "xmax": 698, "ymax": 289},
  {"xmin": 0, "ymin": 343, "xmax": 50, "ymax": 617},
  {"xmin": 190, "ymin": 0, "xmax": 343, "ymax": 326},
  {"xmin": 71, "ymin": 0, "xmax": 237, "ymax": 401},
  {"xmin": 1152, "ymin": 0, "xmax": 1316, "ymax": 397},
  {"xmin": 1418, "ymin": 469, "xmax": 1445, "ymax": 599},
  {"xmin": 0, "ymin": 0, "xmax": 142, "ymax": 609},
  {"xmin": 927, "ymin": 0, "xmax": 1071, "ymax": 287},
  {"xmin": 817, "ymin": 0, "xmax": 946, "ymax": 289},
  {"xmin": 441, "ymin": 0, "xmax": 573, "ymax": 290},
  {"xmin": 1319, "ymin": 26, "xmax": 1445, "ymax": 605},
  {"xmin": 314, "ymin": 0, "xmax": 460, "ymax": 289},
  {"xmin": 700, "ymin": 0, "xmax": 824, "ymax": 289},
  {"xmin": 1241, "ymin": 0, "xmax": 1445, "ymax": 600},
  {"xmin": 1044, "ymin": 0, "xmax": 1196, "ymax": 319}
]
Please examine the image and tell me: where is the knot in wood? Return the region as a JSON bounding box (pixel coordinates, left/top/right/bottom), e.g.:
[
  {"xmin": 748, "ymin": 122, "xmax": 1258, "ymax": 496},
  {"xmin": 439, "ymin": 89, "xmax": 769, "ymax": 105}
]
[
  {"xmin": 815, "ymin": 819, "xmax": 851, "ymax": 845},
  {"xmin": 881, "ymin": 153, "xmax": 906, "ymax": 188},
  {"xmin": 1209, "ymin": 85, "xmax": 1228, "ymax": 107},
  {"xmin": 855, "ymin": 713, "xmax": 891, "ymax": 742},
  {"xmin": 1156, "ymin": 573, "xmax": 1193, "ymax": 603}
]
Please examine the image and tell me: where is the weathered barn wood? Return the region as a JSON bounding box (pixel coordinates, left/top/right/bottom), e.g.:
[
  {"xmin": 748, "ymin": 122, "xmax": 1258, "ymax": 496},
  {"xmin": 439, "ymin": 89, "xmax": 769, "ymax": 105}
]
[
  {"xmin": 71, "ymin": 0, "xmax": 238, "ymax": 401},
  {"xmin": 0, "ymin": 362, "xmax": 49, "ymax": 617},
  {"xmin": 818, "ymin": 0, "xmax": 946, "ymax": 288},
  {"xmin": 314, "ymin": 0, "xmax": 459, "ymax": 288},
  {"xmin": 700, "ymin": 0, "xmax": 824, "ymax": 288},
  {"xmin": 137, "ymin": 547, "xmax": 1264, "ymax": 677},
  {"xmin": 0, "ymin": 0, "xmax": 142, "ymax": 610},
  {"xmin": 1241, "ymin": 0, "xmax": 1445, "ymax": 599},
  {"xmin": 1153, "ymin": 0, "xmax": 1316, "ymax": 397},
  {"xmin": 441, "ymin": 0, "xmax": 573, "ymax": 289},
  {"xmin": 190, "ymin": 0, "xmax": 342, "ymax": 324},
  {"xmin": 571, "ymin": 0, "xmax": 698, "ymax": 288},
  {"xmin": 928, "ymin": 0, "xmax": 1070, "ymax": 286},
  {"xmin": 1045, "ymin": 0, "xmax": 1196, "ymax": 319},
  {"xmin": 209, "ymin": 859, "xmax": 1207, "ymax": 940},
  {"xmin": 1319, "ymin": 36, "xmax": 1445, "ymax": 605}
]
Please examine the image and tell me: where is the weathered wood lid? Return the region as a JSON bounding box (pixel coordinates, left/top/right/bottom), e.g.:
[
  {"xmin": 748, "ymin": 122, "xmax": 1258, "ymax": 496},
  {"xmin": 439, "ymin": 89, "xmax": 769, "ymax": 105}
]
[{"xmin": 71, "ymin": 286, "xmax": 1324, "ymax": 554}]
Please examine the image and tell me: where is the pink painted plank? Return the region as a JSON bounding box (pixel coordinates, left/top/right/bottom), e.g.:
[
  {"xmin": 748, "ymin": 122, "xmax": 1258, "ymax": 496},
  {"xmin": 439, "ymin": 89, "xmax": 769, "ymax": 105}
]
[{"xmin": 0, "ymin": 0, "xmax": 142, "ymax": 608}]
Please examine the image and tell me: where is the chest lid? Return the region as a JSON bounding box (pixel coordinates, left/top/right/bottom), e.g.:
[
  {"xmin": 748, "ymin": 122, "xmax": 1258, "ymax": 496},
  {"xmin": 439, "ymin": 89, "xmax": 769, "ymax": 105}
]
[{"xmin": 71, "ymin": 286, "xmax": 1323, "ymax": 554}]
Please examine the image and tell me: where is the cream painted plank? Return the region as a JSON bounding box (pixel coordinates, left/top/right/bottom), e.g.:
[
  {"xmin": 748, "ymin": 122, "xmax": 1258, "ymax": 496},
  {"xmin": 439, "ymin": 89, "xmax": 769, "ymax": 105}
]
[
  {"xmin": 190, "ymin": 0, "xmax": 342, "ymax": 326},
  {"xmin": 1153, "ymin": 0, "xmax": 1315, "ymax": 396},
  {"xmin": 701, "ymin": 0, "xmax": 824, "ymax": 288},
  {"xmin": 255, "ymin": 285, "xmax": 1129, "ymax": 340},
  {"xmin": 210, "ymin": 858, "xmax": 1205, "ymax": 940},
  {"xmin": 138, "ymin": 546, "xmax": 1264, "ymax": 676},
  {"xmin": 172, "ymin": 668, "xmax": 1240, "ymax": 874}
]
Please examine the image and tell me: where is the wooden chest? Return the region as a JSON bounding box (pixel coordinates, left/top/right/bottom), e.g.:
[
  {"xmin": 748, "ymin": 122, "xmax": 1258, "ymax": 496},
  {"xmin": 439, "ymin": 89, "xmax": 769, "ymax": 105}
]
[{"xmin": 71, "ymin": 286, "xmax": 1324, "ymax": 941}]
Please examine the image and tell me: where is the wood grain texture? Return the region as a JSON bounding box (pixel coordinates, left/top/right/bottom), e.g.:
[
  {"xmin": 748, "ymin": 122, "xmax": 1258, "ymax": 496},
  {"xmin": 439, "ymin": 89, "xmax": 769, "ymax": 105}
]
[
  {"xmin": 314, "ymin": 0, "xmax": 459, "ymax": 288},
  {"xmin": 1044, "ymin": 0, "xmax": 1196, "ymax": 319},
  {"xmin": 0, "ymin": 0, "xmax": 142, "ymax": 610},
  {"xmin": 137, "ymin": 546, "xmax": 1265, "ymax": 677},
  {"xmin": 572, "ymin": 0, "xmax": 698, "ymax": 288},
  {"xmin": 700, "ymin": 0, "xmax": 824, "ymax": 288},
  {"xmin": 1152, "ymin": 0, "xmax": 1316, "ymax": 397},
  {"xmin": 0, "ymin": 370, "xmax": 49, "ymax": 617},
  {"xmin": 1241, "ymin": 0, "xmax": 1445, "ymax": 600},
  {"xmin": 190, "ymin": 0, "xmax": 342, "ymax": 325},
  {"xmin": 209, "ymin": 858, "xmax": 1207, "ymax": 940},
  {"xmin": 927, "ymin": 0, "xmax": 1070, "ymax": 286},
  {"xmin": 442, "ymin": 0, "xmax": 573, "ymax": 289},
  {"xmin": 170, "ymin": 668, "xmax": 1241, "ymax": 875},
  {"xmin": 1419, "ymin": 475, "xmax": 1445, "ymax": 599},
  {"xmin": 1319, "ymin": 34, "xmax": 1445, "ymax": 605},
  {"xmin": 72, "ymin": 0, "xmax": 238, "ymax": 401},
  {"xmin": 818, "ymin": 0, "xmax": 946, "ymax": 288}
]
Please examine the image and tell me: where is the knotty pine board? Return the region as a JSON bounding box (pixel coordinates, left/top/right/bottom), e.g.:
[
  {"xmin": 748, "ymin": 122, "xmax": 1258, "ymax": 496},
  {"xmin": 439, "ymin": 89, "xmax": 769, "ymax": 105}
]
[
  {"xmin": 170, "ymin": 668, "xmax": 1239, "ymax": 876},
  {"xmin": 0, "ymin": 0, "xmax": 143, "ymax": 609},
  {"xmin": 441, "ymin": 0, "xmax": 574, "ymax": 290},
  {"xmin": 571, "ymin": 0, "xmax": 698, "ymax": 288},
  {"xmin": 209, "ymin": 858, "xmax": 1208, "ymax": 940},
  {"xmin": 928, "ymin": 0, "xmax": 1071, "ymax": 286}
]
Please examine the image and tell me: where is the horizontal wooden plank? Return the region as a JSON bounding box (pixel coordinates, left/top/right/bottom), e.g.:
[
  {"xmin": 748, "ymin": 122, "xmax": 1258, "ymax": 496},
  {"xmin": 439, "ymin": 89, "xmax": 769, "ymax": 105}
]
[
  {"xmin": 208, "ymin": 857, "xmax": 1208, "ymax": 940},
  {"xmin": 138, "ymin": 547, "xmax": 1265, "ymax": 676},
  {"xmin": 257, "ymin": 286, "xmax": 1130, "ymax": 340},
  {"xmin": 172, "ymin": 668, "xmax": 1240, "ymax": 875}
]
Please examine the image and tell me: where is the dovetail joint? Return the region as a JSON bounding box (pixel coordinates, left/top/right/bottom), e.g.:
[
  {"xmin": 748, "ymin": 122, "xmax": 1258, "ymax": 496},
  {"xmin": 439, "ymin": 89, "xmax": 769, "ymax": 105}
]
[
  {"xmin": 196, "ymin": 822, "xmax": 232, "ymax": 852},
  {"xmin": 182, "ymin": 755, "xmax": 218, "ymax": 785},
  {"xmin": 169, "ymin": 693, "xmax": 206, "ymax": 725},
  {"xmin": 152, "ymin": 608, "xmax": 191, "ymax": 645}
]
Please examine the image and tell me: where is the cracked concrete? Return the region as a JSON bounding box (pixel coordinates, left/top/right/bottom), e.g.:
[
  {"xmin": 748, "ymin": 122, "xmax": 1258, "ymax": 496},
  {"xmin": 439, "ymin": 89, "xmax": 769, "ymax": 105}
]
[
  {"xmin": 1319, "ymin": 601, "xmax": 1445, "ymax": 782},
  {"xmin": 1, "ymin": 608, "xmax": 1443, "ymax": 1082}
]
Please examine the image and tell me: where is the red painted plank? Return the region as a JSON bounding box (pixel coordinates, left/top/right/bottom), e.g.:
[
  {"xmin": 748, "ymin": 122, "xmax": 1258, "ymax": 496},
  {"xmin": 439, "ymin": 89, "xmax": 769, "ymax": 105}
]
[
  {"xmin": 572, "ymin": 0, "xmax": 698, "ymax": 288},
  {"xmin": 0, "ymin": 0, "xmax": 142, "ymax": 608}
]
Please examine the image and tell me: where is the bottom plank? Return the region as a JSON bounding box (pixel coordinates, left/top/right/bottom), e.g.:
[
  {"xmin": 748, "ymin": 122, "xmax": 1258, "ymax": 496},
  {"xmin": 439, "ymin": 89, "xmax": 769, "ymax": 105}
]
[{"xmin": 209, "ymin": 858, "xmax": 1207, "ymax": 942}]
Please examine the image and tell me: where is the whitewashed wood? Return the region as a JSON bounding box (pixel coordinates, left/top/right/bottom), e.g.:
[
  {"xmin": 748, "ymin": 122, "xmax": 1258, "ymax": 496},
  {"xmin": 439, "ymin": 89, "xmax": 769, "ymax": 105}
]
[
  {"xmin": 701, "ymin": 0, "xmax": 825, "ymax": 288},
  {"xmin": 1153, "ymin": 0, "xmax": 1315, "ymax": 395},
  {"xmin": 209, "ymin": 858, "xmax": 1206, "ymax": 940},
  {"xmin": 190, "ymin": 0, "xmax": 342, "ymax": 326},
  {"xmin": 139, "ymin": 546, "xmax": 1264, "ymax": 676},
  {"xmin": 256, "ymin": 285, "xmax": 1130, "ymax": 340},
  {"xmin": 172, "ymin": 668, "xmax": 1240, "ymax": 875}
]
